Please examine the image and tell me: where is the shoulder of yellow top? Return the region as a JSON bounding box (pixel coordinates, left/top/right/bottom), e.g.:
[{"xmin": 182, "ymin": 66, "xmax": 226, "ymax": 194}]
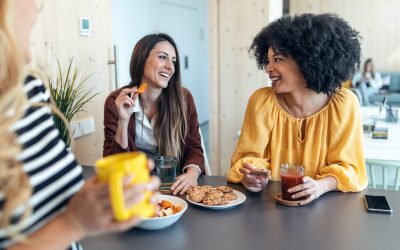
[{"xmin": 137, "ymin": 82, "xmax": 148, "ymax": 93}]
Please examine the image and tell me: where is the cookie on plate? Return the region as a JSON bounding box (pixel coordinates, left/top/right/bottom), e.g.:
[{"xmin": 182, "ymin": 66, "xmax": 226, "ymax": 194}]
[
  {"xmin": 187, "ymin": 185, "xmax": 203, "ymax": 195},
  {"xmin": 201, "ymin": 185, "xmax": 214, "ymax": 194},
  {"xmin": 219, "ymin": 197, "xmax": 230, "ymax": 205},
  {"xmin": 188, "ymin": 189, "xmax": 206, "ymax": 203},
  {"xmin": 207, "ymin": 189, "xmax": 224, "ymax": 198},
  {"xmin": 216, "ymin": 186, "xmax": 233, "ymax": 193},
  {"xmin": 224, "ymin": 192, "xmax": 238, "ymax": 201},
  {"xmin": 203, "ymin": 195, "xmax": 222, "ymax": 206}
]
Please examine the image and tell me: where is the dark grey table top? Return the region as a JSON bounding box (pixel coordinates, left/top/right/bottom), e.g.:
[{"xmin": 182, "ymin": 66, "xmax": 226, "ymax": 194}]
[{"xmin": 81, "ymin": 167, "xmax": 399, "ymax": 250}]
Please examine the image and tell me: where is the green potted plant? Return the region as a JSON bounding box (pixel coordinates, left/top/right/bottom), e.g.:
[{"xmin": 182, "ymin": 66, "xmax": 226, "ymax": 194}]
[{"xmin": 49, "ymin": 58, "xmax": 100, "ymax": 147}]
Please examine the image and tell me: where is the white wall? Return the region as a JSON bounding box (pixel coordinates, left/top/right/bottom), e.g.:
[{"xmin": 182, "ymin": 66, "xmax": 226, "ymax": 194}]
[
  {"xmin": 111, "ymin": 0, "xmax": 209, "ymax": 123},
  {"xmin": 111, "ymin": 0, "xmax": 162, "ymax": 87}
]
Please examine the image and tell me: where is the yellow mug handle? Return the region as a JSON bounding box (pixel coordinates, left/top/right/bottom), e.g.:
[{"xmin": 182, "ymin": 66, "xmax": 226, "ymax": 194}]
[
  {"xmin": 110, "ymin": 172, "xmax": 130, "ymax": 221},
  {"xmin": 109, "ymin": 173, "xmax": 154, "ymax": 221},
  {"xmin": 96, "ymin": 152, "xmax": 155, "ymax": 221}
]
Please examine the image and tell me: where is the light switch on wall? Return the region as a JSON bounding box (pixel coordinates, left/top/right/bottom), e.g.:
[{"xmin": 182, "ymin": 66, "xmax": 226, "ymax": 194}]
[
  {"xmin": 70, "ymin": 117, "xmax": 95, "ymax": 138},
  {"xmin": 79, "ymin": 17, "xmax": 91, "ymax": 36}
]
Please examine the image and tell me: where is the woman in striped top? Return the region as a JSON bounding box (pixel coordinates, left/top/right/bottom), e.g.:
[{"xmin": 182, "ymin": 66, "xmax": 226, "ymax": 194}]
[{"xmin": 0, "ymin": 1, "xmax": 159, "ymax": 249}]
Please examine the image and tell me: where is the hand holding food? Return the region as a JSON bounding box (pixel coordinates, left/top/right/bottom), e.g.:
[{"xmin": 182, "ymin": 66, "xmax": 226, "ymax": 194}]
[
  {"xmin": 137, "ymin": 82, "xmax": 148, "ymax": 93},
  {"xmin": 240, "ymin": 163, "xmax": 269, "ymax": 192},
  {"xmin": 250, "ymin": 168, "xmax": 271, "ymax": 177},
  {"xmin": 115, "ymin": 88, "xmax": 137, "ymax": 121}
]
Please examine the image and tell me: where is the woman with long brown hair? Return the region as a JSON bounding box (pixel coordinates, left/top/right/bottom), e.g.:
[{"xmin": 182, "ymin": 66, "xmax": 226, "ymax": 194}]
[
  {"xmin": 104, "ymin": 33, "xmax": 205, "ymax": 195},
  {"xmin": 0, "ymin": 1, "xmax": 159, "ymax": 249},
  {"xmin": 352, "ymin": 58, "xmax": 383, "ymax": 105}
]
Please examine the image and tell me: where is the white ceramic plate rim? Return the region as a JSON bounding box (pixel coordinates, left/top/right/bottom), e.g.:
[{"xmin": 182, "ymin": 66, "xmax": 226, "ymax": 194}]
[{"xmin": 186, "ymin": 190, "xmax": 246, "ymax": 210}]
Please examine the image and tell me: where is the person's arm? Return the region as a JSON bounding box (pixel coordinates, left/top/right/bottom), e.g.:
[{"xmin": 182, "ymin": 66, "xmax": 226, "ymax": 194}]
[
  {"xmin": 239, "ymin": 163, "xmax": 269, "ymax": 192},
  {"xmin": 171, "ymin": 90, "xmax": 203, "ymax": 195},
  {"xmin": 9, "ymin": 175, "xmax": 159, "ymax": 250},
  {"xmin": 171, "ymin": 165, "xmax": 201, "ymax": 195},
  {"xmin": 227, "ymin": 88, "xmax": 272, "ymax": 184},
  {"xmin": 103, "ymin": 88, "xmax": 137, "ymax": 156},
  {"xmin": 288, "ymin": 175, "xmax": 338, "ymax": 206},
  {"xmin": 317, "ymin": 90, "xmax": 368, "ymax": 192},
  {"xmin": 369, "ymin": 72, "xmax": 383, "ymax": 90},
  {"xmin": 179, "ymin": 89, "xmax": 205, "ymax": 174},
  {"xmin": 8, "ymin": 213, "xmax": 85, "ymax": 250},
  {"xmin": 114, "ymin": 119, "xmax": 129, "ymax": 149},
  {"xmin": 286, "ymin": 90, "xmax": 366, "ymax": 205},
  {"xmin": 351, "ymin": 72, "xmax": 362, "ymax": 87}
]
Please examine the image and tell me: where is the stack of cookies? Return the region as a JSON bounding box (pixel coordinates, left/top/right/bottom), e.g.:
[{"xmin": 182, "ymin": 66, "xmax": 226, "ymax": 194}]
[{"xmin": 187, "ymin": 185, "xmax": 238, "ymax": 206}]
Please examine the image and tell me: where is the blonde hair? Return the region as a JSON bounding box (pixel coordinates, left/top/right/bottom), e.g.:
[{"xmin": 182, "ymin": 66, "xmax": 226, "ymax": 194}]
[
  {"xmin": 0, "ymin": 0, "xmax": 73, "ymax": 241},
  {"xmin": 0, "ymin": 0, "xmax": 33, "ymax": 236}
]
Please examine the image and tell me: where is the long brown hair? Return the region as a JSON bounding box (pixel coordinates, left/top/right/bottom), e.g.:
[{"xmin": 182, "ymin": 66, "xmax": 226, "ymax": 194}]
[
  {"xmin": 129, "ymin": 33, "xmax": 188, "ymax": 159},
  {"xmin": 0, "ymin": 0, "xmax": 32, "ymax": 234},
  {"xmin": 362, "ymin": 58, "xmax": 375, "ymax": 79}
]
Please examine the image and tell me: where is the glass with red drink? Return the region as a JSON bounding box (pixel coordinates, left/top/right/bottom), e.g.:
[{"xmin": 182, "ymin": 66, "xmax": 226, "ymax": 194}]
[{"xmin": 280, "ymin": 163, "xmax": 305, "ymax": 201}]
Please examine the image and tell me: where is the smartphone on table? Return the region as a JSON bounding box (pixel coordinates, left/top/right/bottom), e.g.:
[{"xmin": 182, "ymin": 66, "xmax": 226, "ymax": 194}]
[{"xmin": 364, "ymin": 195, "xmax": 393, "ymax": 214}]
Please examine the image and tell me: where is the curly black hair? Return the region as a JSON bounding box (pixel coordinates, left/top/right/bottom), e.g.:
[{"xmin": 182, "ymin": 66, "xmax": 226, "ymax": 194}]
[{"xmin": 249, "ymin": 13, "xmax": 361, "ymax": 95}]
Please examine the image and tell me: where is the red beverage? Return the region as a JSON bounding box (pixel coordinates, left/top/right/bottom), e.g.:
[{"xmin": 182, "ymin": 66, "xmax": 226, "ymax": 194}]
[{"xmin": 281, "ymin": 173, "xmax": 304, "ymax": 201}]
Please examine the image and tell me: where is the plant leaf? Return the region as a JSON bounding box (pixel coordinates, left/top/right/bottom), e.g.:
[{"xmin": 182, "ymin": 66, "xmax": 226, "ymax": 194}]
[{"xmin": 48, "ymin": 57, "xmax": 101, "ymax": 146}]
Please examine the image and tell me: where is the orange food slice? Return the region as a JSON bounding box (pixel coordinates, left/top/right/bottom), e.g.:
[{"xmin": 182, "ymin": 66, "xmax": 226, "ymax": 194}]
[
  {"xmin": 160, "ymin": 200, "xmax": 174, "ymax": 209},
  {"xmin": 172, "ymin": 206, "xmax": 182, "ymax": 214},
  {"xmin": 137, "ymin": 82, "xmax": 148, "ymax": 93}
]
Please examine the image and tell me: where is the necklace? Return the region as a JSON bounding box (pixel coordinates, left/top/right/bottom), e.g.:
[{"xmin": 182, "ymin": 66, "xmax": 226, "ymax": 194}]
[{"xmin": 139, "ymin": 96, "xmax": 158, "ymax": 121}]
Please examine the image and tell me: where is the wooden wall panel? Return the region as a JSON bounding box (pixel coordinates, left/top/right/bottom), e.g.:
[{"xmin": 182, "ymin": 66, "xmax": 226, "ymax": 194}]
[
  {"xmin": 208, "ymin": 0, "xmax": 220, "ymax": 174},
  {"xmin": 209, "ymin": 0, "xmax": 276, "ymax": 175},
  {"xmin": 290, "ymin": 0, "xmax": 400, "ymax": 72},
  {"xmin": 30, "ymin": 0, "xmax": 113, "ymax": 165}
]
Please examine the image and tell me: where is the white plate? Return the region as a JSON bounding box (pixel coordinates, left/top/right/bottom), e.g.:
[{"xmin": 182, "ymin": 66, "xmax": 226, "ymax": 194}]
[
  {"xmin": 137, "ymin": 195, "xmax": 187, "ymax": 230},
  {"xmin": 186, "ymin": 190, "xmax": 246, "ymax": 210}
]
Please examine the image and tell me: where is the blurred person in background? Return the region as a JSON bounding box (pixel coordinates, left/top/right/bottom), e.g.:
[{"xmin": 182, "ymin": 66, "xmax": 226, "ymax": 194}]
[{"xmin": 352, "ymin": 58, "xmax": 383, "ymax": 105}]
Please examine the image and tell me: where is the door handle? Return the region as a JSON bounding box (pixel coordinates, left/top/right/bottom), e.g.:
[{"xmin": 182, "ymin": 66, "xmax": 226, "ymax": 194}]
[
  {"xmin": 108, "ymin": 45, "xmax": 119, "ymax": 89},
  {"xmin": 184, "ymin": 55, "xmax": 189, "ymax": 69}
]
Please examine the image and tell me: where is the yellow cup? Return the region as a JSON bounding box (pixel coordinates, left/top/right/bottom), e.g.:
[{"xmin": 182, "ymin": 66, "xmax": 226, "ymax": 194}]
[{"xmin": 95, "ymin": 152, "xmax": 154, "ymax": 221}]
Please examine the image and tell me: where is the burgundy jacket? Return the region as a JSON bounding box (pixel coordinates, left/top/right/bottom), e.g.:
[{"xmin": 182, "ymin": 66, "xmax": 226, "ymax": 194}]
[{"xmin": 103, "ymin": 86, "xmax": 205, "ymax": 174}]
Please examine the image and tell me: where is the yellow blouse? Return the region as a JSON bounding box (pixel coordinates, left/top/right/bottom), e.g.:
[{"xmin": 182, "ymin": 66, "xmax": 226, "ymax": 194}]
[{"xmin": 227, "ymin": 87, "xmax": 368, "ymax": 192}]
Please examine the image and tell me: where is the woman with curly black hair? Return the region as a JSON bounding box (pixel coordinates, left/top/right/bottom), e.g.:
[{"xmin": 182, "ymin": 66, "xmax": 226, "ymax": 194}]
[{"xmin": 228, "ymin": 13, "xmax": 367, "ymax": 205}]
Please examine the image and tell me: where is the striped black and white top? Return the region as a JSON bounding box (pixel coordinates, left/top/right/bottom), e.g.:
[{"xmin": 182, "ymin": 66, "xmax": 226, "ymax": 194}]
[{"xmin": 0, "ymin": 76, "xmax": 84, "ymax": 250}]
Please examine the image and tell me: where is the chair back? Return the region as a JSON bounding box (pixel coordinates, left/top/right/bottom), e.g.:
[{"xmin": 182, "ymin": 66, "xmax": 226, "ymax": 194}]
[
  {"xmin": 199, "ymin": 128, "xmax": 211, "ymax": 176},
  {"xmin": 366, "ymin": 159, "xmax": 400, "ymax": 190}
]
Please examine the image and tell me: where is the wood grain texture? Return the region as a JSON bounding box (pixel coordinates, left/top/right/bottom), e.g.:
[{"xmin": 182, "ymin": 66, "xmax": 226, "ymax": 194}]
[{"xmin": 30, "ymin": 0, "xmax": 113, "ymax": 166}]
